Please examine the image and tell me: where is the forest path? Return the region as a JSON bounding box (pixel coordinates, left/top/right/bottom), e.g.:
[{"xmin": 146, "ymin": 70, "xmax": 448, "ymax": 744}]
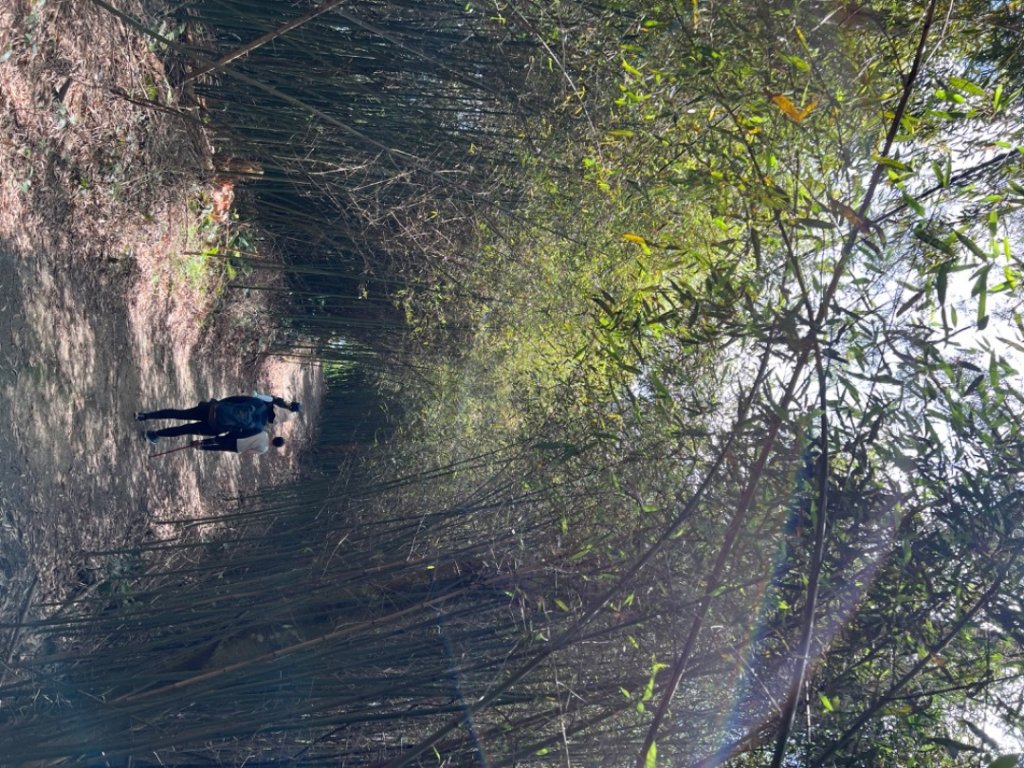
[{"xmin": 0, "ymin": 2, "xmax": 321, "ymax": 637}]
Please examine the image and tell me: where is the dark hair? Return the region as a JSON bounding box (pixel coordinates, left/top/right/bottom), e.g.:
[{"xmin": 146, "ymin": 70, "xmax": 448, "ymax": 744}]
[{"xmin": 272, "ymin": 436, "xmax": 286, "ymax": 448}]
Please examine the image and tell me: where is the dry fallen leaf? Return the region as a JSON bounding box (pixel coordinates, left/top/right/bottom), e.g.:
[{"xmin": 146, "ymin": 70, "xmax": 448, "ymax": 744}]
[{"xmin": 210, "ymin": 179, "xmax": 235, "ymax": 224}]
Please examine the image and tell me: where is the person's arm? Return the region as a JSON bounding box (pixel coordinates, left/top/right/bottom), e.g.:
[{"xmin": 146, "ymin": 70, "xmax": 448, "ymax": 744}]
[{"xmin": 255, "ymin": 392, "xmax": 302, "ymax": 413}]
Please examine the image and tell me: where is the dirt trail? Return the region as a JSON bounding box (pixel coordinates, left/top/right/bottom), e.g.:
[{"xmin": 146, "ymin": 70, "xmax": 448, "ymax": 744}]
[{"xmin": 0, "ymin": 3, "xmax": 321, "ymax": 632}]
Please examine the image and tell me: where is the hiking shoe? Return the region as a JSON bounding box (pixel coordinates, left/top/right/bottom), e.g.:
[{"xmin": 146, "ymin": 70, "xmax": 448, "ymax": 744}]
[
  {"xmin": 135, "ymin": 411, "xmax": 149, "ymax": 421},
  {"xmin": 145, "ymin": 431, "xmax": 159, "ymax": 445}
]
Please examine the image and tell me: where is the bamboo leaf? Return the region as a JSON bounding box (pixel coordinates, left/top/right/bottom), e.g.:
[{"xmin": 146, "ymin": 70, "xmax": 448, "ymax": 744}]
[
  {"xmin": 622, "ymin": 59, "xmax": 643, "ymax": 78},
  {"xmin": 623, "ymin": 233, "xmax": 652, "ymax": 254},
  {"xmin": 783, "ymin": 53, "xmax": 811, "ymax": 72},
  {"xmin": 915, "ymin": 227, "xmax": 956, "ymax": 257},
  {"xmin": 771, "ymin": 93, "xmax": 817, "ymax": 122},
  {"xmin": 955, "ymin": 231, "xmax": 989, "ymax": 261},
  {"xmin": 831, "ymin": 197, "xmax": 866, "ymax": 228},
  {"xmin": 948, "ymin": 75, "xmax": 986, "ymax": 98},
  {"xmin": 901, "ymin": 190, "xmax": 925, "ymax": 217},
  {"xmin": 999, "ymin": 336, "xmax": 1024, "ymax": 356},
  {"xmin": 872, "ymin": 153, "xmax": 912, "ymax": 171},
  {"xmin": 897, "ymin": 289, "xmax": 924, "ymax": 316},
  {"xmin": 970, "ymin": 264, "xmax": 987, "ymax": 331},
  {"xmin": 645, "ymin": 742, "xmax": 657, "ymax": 768},
  {"xmin": 931, "ymin": 159, "xmax": 950, "ymax": 187}
]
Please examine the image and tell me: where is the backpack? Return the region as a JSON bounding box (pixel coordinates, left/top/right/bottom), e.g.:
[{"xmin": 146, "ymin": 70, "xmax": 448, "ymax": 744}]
[{"xmin": 212, "ymin": 397, "xmax": 270, "ymax": 432}]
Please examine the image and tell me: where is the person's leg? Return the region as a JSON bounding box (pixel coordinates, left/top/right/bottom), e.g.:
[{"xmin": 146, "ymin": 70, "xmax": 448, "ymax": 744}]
[
  {"xmin": 138, "ymin": 402, "xmax": 211, "ymax": 421},
  {"xmin": 149, "ymin": 422, "xmax": 220, "ymax": 438}
]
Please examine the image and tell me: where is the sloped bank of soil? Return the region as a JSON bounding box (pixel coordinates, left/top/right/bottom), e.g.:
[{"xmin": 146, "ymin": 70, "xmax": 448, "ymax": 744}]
[{"xmin": 0, "ymin": 2, "xmax": 322, "ymax": 643}]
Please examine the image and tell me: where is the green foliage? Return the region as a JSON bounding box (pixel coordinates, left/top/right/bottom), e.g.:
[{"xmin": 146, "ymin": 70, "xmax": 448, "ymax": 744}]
[{"xmin": 386, "ymin": 0, "xmax": 1024, "ymax": 764}]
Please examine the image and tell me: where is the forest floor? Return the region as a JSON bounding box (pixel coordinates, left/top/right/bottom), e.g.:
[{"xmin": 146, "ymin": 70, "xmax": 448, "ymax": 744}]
[{"xmin": 0, "ymin": 2, "xmax": 322, "ymax": 647}]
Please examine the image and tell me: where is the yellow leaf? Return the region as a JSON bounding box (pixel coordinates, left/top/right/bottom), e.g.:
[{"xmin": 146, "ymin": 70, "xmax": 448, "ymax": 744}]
[
  {"xmin": 623, "ymin": 233, "xmax": 652, "ymax": 254},
  {"xmin": 799, "ymin": 99, "xmax": 819, "ymax": 119},
  {"xmin": 829, "ymin": 197, "xmax": 885, "ymax": 242},
  {"xmin": 829, "ymin": 197, "xmax": 867, "ymax": 229},
  {"xmin": 771, "ymin": 94, "xmax": 801, "ymax": 120},
  {"xmin": 771, "ymin": 94, "xmax": 818, "ymax": 123}
]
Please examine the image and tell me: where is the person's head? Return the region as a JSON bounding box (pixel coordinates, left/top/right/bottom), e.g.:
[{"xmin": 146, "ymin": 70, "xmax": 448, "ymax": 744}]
[{"xmin": 272, "ymin": 436, "xmax": 286, "ymax": 449}]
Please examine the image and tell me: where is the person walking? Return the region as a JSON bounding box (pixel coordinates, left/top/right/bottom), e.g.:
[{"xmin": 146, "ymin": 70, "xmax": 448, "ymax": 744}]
[
  {"xmin": 150, "ymin": 430, "xmax": 286, "ymax": 458},
  {"xmin": 194, "ymin": 430, "xmax": 286, "ymax": 456},
  {"xmin": 137, "ymin": 393, "xmax": 300, "ymax": 443}
]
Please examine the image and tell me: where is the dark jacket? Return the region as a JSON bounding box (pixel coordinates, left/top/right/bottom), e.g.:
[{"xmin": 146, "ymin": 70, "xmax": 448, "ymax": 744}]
[{"xmin": 210, "ymin": 395, "xmax": 288, "ymax": 432}]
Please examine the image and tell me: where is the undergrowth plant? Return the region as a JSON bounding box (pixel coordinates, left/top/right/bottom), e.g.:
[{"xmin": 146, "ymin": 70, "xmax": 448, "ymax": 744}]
[{"xmin": 177, "ymin": 189, "xmax": 253, "ymax": 293}]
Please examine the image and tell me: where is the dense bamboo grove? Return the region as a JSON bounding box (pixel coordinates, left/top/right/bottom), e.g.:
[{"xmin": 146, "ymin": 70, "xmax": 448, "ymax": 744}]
[
  {"xmin": 4, "ymin": 0, "xmax": 1024, "ymax": 765},
  {"xmin": 177, "ymin": 0, "xmax": 572, "ymax": 349}
]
